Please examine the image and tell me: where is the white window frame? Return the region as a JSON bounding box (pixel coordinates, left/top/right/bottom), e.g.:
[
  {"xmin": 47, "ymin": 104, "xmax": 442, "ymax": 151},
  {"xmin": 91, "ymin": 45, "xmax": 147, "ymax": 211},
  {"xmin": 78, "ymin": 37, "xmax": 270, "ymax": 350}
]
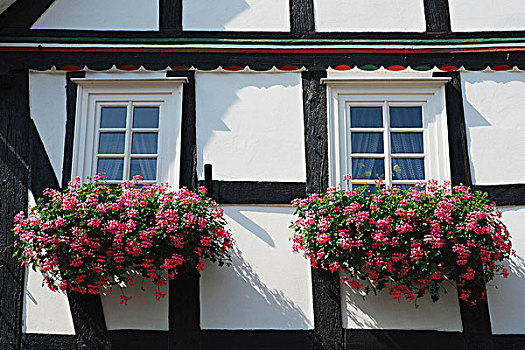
[
  {"xmin": 322, "ymin": 77, "xmax": 452, "ymax": 188},
  {"xmin": 71, "ymin": 78, "xmax": 187, "ymax": 186}
]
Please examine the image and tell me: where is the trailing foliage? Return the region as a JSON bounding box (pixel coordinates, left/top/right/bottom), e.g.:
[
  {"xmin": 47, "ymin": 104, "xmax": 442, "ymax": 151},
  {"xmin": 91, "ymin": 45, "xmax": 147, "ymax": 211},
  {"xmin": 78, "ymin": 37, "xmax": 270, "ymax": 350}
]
[
  {"xmin": 13, "ymin": 175, "xmax": 233, "ymax": 303},
  {"xmin": 291, "ymin": 179, "xmax": 513, "ymax": 306}
]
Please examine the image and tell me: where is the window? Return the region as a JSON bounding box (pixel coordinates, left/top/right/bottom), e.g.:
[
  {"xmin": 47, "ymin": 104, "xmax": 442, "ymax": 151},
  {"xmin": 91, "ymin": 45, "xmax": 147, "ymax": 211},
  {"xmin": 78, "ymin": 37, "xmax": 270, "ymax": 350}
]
[
  {"xmin": 323, "ymin": 76, "xmax": 452, "ymax": 189},
  {"xmin": 71, "ymin": 77, "xmax": 187, "ymax": 185}
]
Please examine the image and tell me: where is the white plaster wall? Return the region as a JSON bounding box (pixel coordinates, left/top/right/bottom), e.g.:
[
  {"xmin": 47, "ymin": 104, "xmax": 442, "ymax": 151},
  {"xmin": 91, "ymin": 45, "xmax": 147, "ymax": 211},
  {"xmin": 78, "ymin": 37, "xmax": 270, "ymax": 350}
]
[
  {"xmin": 342, "ymin": 282, "xmax": 462, "ymax": 331},
  {"xmin": 196, "ymin": 72, "xmax": 306, "ymax": 182},
  {"xmin": 29, "ymin": 72, "xmax": 67, "ymax": 182},
  {"xmin": 23, "ymin": 267, "xmax": 76, "ymax": 334},
  {"xmin": 100, "ymin": 274, "xmax": 169, "ymax": 331},
  {"xmin": 449, "ymin": 0, "xmax": 525, "ymax": 32},
  {"xmin": 200, "ymin": 206, "xmax": 314, "ymax": 329},
  {"xmin": 23, "ymin": 190, "xmax": 75, "ymax": 335},
  {"xmin": 487, "ymin": 206, "xmax": 525, "ymax": 334},
  {"xmin": 183, "ymin": 0, "xmax": 290, "ymax": 31},
  {"xmin": 313, "ymin": 0, "xmax": 426, "ymax": 32},
  {"xmin": 461, "ymin": 72, "xmax": 525, "ymax": 185},
  {"xmin": 31, "ymin": 0, "xmax": 158, "ymax": 31}
]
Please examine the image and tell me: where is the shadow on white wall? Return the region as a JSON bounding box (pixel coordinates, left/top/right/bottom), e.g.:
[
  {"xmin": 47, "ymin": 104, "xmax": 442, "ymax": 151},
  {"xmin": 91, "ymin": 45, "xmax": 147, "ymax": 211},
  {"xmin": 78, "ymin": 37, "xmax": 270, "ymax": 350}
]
[
  {"xmin": 231, "ymin": 247, "xmax": 311, "ymax": 327},
  {"xmin": 461, "ymin": 72, "xmax": 525, "ymax": 185},
  {"xmin": 487, "ymin": 206, "xmax": 525, "ymax": 334},
  {"xmin": 200, "ymin": 206, "xmax": 314, "ymax": 329},
  {"xmin": 226, "ymin": 208, "xmax": 276, "ymax": 247},
  {"xmin": 196, "ymin": 72, "xmax": 306, "ymax": 182},
  {"xmin": 342, "ymin": 280, "xmax": 462, "ymax": 331},
  {"xmin": 183, "ymin": 0, "xmax": 290, "ymax": 31}
]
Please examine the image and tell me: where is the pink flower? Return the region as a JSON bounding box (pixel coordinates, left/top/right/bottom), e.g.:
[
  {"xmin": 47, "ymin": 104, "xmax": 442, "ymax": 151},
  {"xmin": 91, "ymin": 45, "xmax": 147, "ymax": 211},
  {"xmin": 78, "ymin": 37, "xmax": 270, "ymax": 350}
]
[
  {"xmin": 316, "ymin": 233, "xmax": 330, "ymax": 245},
  {"xmin": 196, "ymin": 260, "xmax": 205, "ymax": 271}
]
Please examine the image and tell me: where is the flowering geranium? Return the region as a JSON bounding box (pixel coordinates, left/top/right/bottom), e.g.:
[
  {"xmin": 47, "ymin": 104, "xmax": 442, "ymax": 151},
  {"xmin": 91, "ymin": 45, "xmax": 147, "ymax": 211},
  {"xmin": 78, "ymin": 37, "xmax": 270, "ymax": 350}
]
[
  {"xmin": 291, "ymin": 179, "xmax": 513, "ymax": 306},
  {"xmin": 13, "ymin": 175, "xmax": 233, "ymax": 302}
]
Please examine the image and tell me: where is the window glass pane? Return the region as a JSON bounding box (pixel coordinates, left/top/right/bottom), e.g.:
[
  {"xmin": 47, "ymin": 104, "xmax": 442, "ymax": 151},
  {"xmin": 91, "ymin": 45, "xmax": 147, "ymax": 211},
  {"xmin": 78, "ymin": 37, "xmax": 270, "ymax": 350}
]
[
  {"xmin": 351, "ymin": 158, "xmax": 385, "ymax": 180},
  {"xmin": 133, "ymin": 107, "xmax": 159, "ymax": 128},
  {"xmin": 97, "ymin": 158, "xmax": 124, "ymax": 180},
  {"xmin": 98, "ymin": 132, "xmax": 125, "ymax": 154},
  {"xmin": 391, "ymin": 132, "xmax": 424, "ymax": 154},
  {"xmin": 351, "ymin": 132, "xmax": 384, "ymax": 154},
  {"xmin": 131, "ymin": 133, "xmax": 158, "ymax": 154},
  {"xmin": 390, "ymin": 107, "xmax": 422, "ymax": 128},
  {"xmin": 100, "ymin": 107, "xmax": 127, "ymax": 128},
  {"xmin": 350, "ymin": 107, "xmax": 383, "ymax": 128},
  {"xmin": 392, "ymin": 158, "xmax": 425, "ymax": 180},
  {"xmin": 130, "ymin": 158, "xmax": 157, "ymax": 181}
]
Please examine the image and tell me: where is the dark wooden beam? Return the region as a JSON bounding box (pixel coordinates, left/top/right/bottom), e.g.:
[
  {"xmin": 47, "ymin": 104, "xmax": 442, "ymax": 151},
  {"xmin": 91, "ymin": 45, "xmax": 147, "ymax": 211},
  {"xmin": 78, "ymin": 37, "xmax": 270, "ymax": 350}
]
[
  {"xmin": 423, "ymin": 0, "xmax": 451, "ymax": 34},
  {"xmin": 200, "ymin": 330, "xmax": 314, "ymax": 349},
  {"xmin": 159, "ymin": 0, "xmax": 182, "ymax": 32},
  {"xmin": 168, "ymin": 273, "xmax": 201, "ymax": 349},
  {"xmin": 0, "ymin": 0, "xmax": 55, "ymax": 29},
  {"xmin": 302, "ymin": 70, "xmax": 329, "ymax": 196},
  {"xmin": 0, "ymin": 50, "xmax": 520, "ymax": 74},
  {"xmin": 0, "ymin": 69, "xmax": 29, "ymax": 350},
  {"xmin": 302, "ymin": 70, "xmax": 344, "ymax": 350},
  {"xmin": 167, "ymin": 70, "xmax": 196, "ymax": 190},
  {"xmin": 435, "ymin": 71, "xmax": 495, "ymax": 350},
  {"xmin": 196, "ymin": 180, "xmax": 306, "ymax": 205},
  {"xmin": 289, "ymin": 0, "xmax": 315, "ymax": 34},
  {"xmin": 6, "ymin": 28, "xmax": 525, "ymax": 39},
  {"xmin": 434, "ymin": 71, "xmax": 473, "ymax": 187},
  {"xmin": 62, "ymin": 71, "xmax": 84, "ymax": 189},
  {"xmin": 472, "ymin": 184, "xmax": 525, "ymax": 206},
  {"xmin": 67, "ymin": 293, "xmax": 110, "ymax": 349},
  {"xmin": 21, "ymin": 334, "xmax": 76, "ymax": 350},
  {"xmin": 346, "ymin": 329, "xmax": 465, "ymax": 350}
]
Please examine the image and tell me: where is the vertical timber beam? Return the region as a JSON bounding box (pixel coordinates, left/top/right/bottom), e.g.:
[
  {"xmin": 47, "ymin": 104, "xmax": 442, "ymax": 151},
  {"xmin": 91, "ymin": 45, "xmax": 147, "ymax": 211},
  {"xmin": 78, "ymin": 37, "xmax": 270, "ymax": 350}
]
[
  {"xmin": 423, "ymin": 0, "xmax": 451, "ymax": 34},
  {"xmin": 166, "ymin": 70, "xmax": 200, "ymax": 350},
  {"xmin": 63, "ymin": 72, "xmax": 111, "ymax": 350},
  {"xmin": 160, "ymin": 0, "xmax": 183, "ymax": 32},
  {"xmin": 434, "ymin": 71, "xmax": 472, "ymax": 187},
  {"xmin": 435, "ymin": 71, "xmax": 494, "ymax": 350},
  {"xmin": 167, "ymin": 70, "xmax": 197, "ymax": 191},
  {"xmin": 0, "ymin": 70, "xmax": 30, "ymax": 350},
  {"xmin": 289, "ymin": 0, "xmax": 316, "ymax": 34},
  {"xmin": 62, "ymin": 71, "xmax": 85, "ymax": 189},
  {"xmin": 302, "ymin": 70, "xmax": 344, "ymax": 350}
]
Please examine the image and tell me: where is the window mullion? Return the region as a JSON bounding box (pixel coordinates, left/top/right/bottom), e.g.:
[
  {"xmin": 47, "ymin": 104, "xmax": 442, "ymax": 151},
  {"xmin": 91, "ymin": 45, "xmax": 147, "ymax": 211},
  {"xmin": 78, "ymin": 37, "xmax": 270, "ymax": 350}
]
[
  {"xmin": 93, "ymin": 102, "xmax": 102, "ymax": 179},
  {"xmin": 123, "ymin": 101, "xmax": 133, "ymax": 180},
  {"xmin": 383, "ymin": 101, "xmax": 392, "ymax": 186},
  {"xmin": 345, "ymin": 104, "xmax": 351, "ymax": 190}
]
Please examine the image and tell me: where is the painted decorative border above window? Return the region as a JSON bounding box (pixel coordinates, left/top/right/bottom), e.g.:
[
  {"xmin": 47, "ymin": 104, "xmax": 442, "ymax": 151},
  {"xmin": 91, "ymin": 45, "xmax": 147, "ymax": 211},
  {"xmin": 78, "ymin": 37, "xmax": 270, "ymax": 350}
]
[
  {"xmin": 322, "ymin": 76, "xmax": 452, "ymax": 189},
  {"xmin": 71, "ymin": 77, "xmax": 187, "ymax": 186}
]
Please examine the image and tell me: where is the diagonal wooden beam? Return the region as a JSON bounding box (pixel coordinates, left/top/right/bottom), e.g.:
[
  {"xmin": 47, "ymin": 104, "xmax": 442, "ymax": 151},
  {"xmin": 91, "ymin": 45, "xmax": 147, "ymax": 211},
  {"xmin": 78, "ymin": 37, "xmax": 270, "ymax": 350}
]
[{"xmin": 0, "ymin": 0, "xmax": 55, "ymax": 29}]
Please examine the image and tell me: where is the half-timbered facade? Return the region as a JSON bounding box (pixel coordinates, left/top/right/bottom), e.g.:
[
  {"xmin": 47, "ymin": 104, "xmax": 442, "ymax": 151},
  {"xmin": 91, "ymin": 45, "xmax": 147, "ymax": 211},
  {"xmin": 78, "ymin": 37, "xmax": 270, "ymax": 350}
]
[{"xmin": 1, "ymin": 1, "xmax": 525, "ymax": 349}]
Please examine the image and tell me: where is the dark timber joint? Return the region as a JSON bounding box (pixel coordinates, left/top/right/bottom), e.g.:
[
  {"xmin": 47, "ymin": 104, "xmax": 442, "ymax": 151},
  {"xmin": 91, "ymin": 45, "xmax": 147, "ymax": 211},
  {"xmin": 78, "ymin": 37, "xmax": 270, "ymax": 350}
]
[
  {"xmin": 423, "ymin": 0, "xmax": 451, "ymax": 33},
  {"xmin": 159, "ymin": 0, "xmax": 182, "ymax": 32},
  {"xmin": 62, "ymin": 71, "xmax": 86, "ymax": 189},
  {"xmin": 472, "ymin": 184, "xmax": 525, "ymax": 206},
  {"xmin": 196, "ymin": 180, "xmax": 306, "ymax": 205},
  {"xmin": 434, "ymin": 71, "xmax": 472, "ymax": 187},
  {"xmin": 204, "ymin": 164, "xmax": 213, "ymax": 198},
  {"xmin": 289, "ymin": 0, "xmax": 316, "ymax": 34}
]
